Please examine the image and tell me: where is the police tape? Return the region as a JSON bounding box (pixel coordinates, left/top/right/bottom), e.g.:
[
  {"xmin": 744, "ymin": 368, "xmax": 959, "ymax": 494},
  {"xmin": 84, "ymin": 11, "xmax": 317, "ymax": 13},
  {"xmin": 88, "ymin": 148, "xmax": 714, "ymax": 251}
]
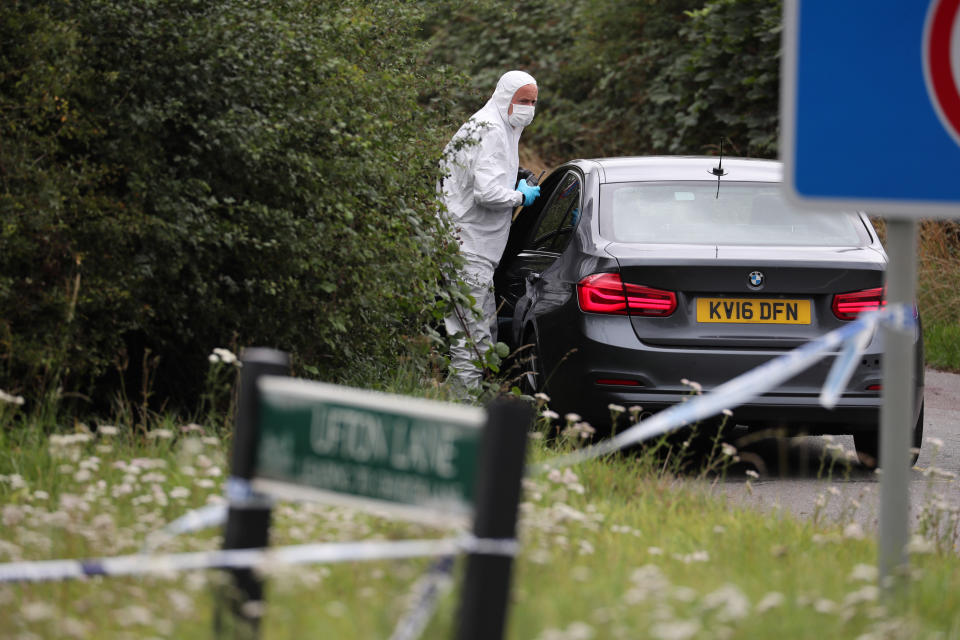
[
  {"xmin": 0, "ymin": 535, "xmax": 516, "ymax": 584},
  {"xmin": 142, "ymin": 503, "xmax": 227, "ymax": 553},
  {"xmin": 389, "ymin": 555, "xmax": 456, "ymax": 640},
  {"xmin": 538, "ymin": 304, "xmax": 916, "ymax": 472}
]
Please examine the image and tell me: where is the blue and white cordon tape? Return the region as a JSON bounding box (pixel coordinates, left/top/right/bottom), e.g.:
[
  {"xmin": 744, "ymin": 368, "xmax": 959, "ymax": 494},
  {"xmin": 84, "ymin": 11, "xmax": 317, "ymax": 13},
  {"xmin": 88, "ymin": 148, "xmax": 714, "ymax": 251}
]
[{"xmin": 0, "ymin": 535, "xmax": 515, "ymax": 584}]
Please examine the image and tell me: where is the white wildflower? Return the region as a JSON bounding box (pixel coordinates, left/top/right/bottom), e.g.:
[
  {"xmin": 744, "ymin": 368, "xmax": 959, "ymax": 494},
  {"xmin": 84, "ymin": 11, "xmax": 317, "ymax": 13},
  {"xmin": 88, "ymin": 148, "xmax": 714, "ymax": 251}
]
[
  {"xmin": 170, "ymin": 487, "xmax": 190, "ymax": 500},
  {"xmin": 98, "ymin": 425, "xmax": 120, "ymax": 436},
  {"xmin": 209, "ymin": 354, "xmax": 220, "ymax": 363},
  {"xmin": 814, "ymin": 598, "xmax": 838, "ymax": 614},
  {"xmin": 2, "ymin": 505, "xmax": 25, "ymax": 527},
  {"xmin": 721, "ymin": 408, "xmax": 733, "ymax": 417},
  {"xmin": 213, "ymin": 347, "xmax": 238, "ymax": 364},
  {"xmin": 848, "ymin": 564, "xmax": 877, "ymax": 582},
  {"xmin": 608, "ymin": 403, "xmax": 625, "ymax": 414},
  {"xmin": 147, "ymin": 429, "xmax": 174, "ymax": 440},
  {"xmin": 0, "ymin": 473, "xmax": 25, "ymax": 490},
  {"xmin": 906, "ymin": 534, "xmax": 935, "ymax": 554},
  {"xmin": 745, "ymin": 469, "xmax": 760, "ymax": 479},
  {"xmin": 703, "ymin": 583, "xmax": 750, "ymax": 621},
  {"xmin": 115, "ymin": 605, "xmax": 154, "ymax": 627},
  {"xmin": 844, "ymin": 585, "xmax": 879, "ymax": 606},
  {"xmin": 541, "ymin": 409, "xmax": 559, "ymax": 421},
  {"xmin": 755, "ymin": 591, "xmax": 784, "ymax": 613},
  {"xmin": 672, "ymin": 586, "xmax": 698, "ymax": 603},
  {"xmin": 564, "ymin": 413, "xmax": 581, "ymax": 424},
  {"xmin": 843, "ymin": 523, "xmax": 865, "ymax": 540},
  {"xmin": 650, "ymin": 620, "xmax": 701, "ymax": 640},
  {"xmin": 565, "ymin": 622, "xmax": 595, "ymax": 640},
  {"xmin": 22, "ymin": 601, "xmax": 56, "ymax": 621},
  {"xmin": 927, "ymin": 436, "xmax": 944, "ymax": 449},
  {"xmin": 0, "ymin": 389, "xmax": 25, "ymax": 405},
  {"xmin": 647, "ymin": 547, "xmax": 664, "ymax": 556},
  {"xmin": 674, "ymin": 550, "xmax": 709, "ymax": 564},
  {"xmin": 721, "ymin": 443, "xmax": 737, "ymax": 457}
]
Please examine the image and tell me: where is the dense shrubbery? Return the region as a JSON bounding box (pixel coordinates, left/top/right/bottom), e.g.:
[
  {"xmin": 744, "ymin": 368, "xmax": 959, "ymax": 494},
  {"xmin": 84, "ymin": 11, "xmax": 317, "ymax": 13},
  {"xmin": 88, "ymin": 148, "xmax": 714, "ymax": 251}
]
[
  {"xmin": 422, "ymin": 0, "xmax": 782, "ymax": 163},
  {"xmin": 1, "ymin": 0, "xmax": 461, "ymax": 410}
]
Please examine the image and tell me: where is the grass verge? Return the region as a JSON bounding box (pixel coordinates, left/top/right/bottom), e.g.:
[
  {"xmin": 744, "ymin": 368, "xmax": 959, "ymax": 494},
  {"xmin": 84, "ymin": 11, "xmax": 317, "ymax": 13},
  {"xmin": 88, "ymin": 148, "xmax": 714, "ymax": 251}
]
[
  {"xmin": 923, "ymin": 320, "xmax": 960, "ymax": 373},
  {"xmin": 1, "ymin": 411, "xmax": 959, "ymax": 639}
]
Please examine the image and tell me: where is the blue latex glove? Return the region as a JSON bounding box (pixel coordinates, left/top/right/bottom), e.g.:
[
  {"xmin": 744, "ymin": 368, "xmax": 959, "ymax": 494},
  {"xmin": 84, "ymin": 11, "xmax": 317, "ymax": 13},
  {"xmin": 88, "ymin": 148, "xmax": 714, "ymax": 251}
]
[
  {"xmin": 517, "ymin": 179, "xmax": 540, "ymax": 207},
  {"xmin": 571, "ymin": 207, "xmax": 580, "ymax": 225}
]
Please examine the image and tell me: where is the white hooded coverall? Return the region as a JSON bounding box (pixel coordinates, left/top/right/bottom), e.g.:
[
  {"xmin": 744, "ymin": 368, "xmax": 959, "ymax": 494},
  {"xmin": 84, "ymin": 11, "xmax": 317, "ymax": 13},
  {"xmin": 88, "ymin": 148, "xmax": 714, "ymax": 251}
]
[{"xmin": 440, "ymin": 70, "xmax": 536, "ymax": 389}]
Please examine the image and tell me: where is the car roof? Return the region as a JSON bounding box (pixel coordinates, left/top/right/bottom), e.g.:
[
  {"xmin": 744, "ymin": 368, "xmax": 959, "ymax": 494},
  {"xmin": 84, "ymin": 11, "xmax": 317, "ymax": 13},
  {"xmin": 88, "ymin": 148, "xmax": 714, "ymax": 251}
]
[{"xmin": 573, "ymin": 156, "xmax": 782, "ymax": 184}]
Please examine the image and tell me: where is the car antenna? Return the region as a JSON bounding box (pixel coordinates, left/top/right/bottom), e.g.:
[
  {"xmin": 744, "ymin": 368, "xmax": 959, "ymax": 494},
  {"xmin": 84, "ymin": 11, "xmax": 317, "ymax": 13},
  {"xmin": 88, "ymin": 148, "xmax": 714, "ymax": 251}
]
[{"xmin": 709, "ymin": 137, "xmax": 727, "ymax": 199}]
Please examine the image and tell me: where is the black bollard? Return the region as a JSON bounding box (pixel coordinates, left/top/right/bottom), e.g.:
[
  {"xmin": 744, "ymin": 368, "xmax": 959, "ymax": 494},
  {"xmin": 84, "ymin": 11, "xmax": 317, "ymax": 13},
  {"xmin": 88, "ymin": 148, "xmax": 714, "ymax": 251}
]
[
  {"xmin": 214, "ymin": 347, "xmax": 290, "ymax": 640},
  {"xmin": 456, "ymin": 396, "xmax": 533, "ymax": 640}
]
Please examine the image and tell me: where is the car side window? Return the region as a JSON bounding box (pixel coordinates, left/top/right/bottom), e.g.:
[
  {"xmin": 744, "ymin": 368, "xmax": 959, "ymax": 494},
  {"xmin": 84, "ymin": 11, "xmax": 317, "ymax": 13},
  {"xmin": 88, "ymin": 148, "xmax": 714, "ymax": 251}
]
[{"xmin": 529, "ymin": 172, "xmax": 581, "ymax": 253}]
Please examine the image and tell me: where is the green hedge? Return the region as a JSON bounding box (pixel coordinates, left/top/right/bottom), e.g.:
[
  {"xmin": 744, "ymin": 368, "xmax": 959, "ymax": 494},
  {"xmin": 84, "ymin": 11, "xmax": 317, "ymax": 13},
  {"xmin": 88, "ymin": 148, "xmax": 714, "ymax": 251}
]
[{"xmin": 1, "ymin": 0, "xmax": 461, "ymax": 410}]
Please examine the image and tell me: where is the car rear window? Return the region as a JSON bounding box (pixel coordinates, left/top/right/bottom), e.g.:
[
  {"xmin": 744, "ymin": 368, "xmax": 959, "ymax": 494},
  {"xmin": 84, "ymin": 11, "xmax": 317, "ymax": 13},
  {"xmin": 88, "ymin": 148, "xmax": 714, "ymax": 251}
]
[{"xmin": 600, "ymin": 182, "xmax": 869, "ymax": 246}]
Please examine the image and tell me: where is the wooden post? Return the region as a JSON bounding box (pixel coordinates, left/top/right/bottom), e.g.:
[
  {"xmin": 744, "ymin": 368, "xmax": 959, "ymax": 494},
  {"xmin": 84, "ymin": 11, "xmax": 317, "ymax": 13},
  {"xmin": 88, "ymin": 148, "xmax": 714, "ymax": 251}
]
[
  {"xmin": 215, "ymin": 347, "xmax": 290, "ymax": 639},
  {"xmin": 456, "ymin": 396, "xmax": 532, "ymax": 640}
]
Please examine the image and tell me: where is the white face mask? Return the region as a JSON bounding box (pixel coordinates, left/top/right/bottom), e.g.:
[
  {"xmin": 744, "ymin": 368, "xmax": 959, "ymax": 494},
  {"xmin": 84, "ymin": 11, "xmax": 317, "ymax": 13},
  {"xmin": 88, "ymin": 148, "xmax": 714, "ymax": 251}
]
[{"xmin": 508, "ymin": 104, "xmax": 535, "ymax": 128}]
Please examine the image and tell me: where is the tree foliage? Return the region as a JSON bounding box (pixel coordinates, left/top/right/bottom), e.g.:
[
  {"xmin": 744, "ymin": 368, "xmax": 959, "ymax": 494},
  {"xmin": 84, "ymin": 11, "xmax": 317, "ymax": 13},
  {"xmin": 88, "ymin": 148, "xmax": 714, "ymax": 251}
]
[
  {"xmin": 422, "ymin": 0, "xmax": 782, "ymax": 163},
  {"xmin": 1, "ymin": 0, "xmax": 461, "ymax": 409}
]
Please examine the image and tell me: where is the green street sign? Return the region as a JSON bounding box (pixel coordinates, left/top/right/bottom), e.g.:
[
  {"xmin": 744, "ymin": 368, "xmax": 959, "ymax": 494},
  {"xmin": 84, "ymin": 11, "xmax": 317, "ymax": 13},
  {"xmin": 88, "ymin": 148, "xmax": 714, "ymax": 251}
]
[{"xmin": 251, "ymin": 376, "xmax": 486, "ymax": 522}]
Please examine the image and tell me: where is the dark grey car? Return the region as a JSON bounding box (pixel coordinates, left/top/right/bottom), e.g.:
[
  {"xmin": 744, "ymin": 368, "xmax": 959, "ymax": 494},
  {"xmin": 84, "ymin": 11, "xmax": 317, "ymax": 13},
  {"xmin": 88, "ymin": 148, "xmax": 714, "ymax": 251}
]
[{"xmin": 494, "ymin": 156, "xmax": 924, "ymax": 463}]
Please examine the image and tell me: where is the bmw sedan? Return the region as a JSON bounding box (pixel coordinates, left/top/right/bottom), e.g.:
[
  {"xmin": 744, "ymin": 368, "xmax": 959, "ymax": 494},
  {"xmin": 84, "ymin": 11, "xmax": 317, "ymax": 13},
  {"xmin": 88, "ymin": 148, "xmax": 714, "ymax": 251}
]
[{"xmin": 493, "ymin": 156, "xmax": 924, "ymax": 464}]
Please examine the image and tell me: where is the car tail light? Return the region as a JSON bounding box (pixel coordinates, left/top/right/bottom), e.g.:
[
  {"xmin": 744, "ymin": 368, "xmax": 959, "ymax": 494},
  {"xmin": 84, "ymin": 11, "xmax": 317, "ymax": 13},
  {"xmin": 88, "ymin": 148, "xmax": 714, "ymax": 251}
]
[
  {"xmin": 596, "ymin": 378, "xmax": 642, "ymax": 387},
  {"xmin": 577, "ymin": 273, "xmax": 676, "ymax": 316},
  {"xmin": 832, "ymin": 287, "xmax": 885, "ymax": 320}
]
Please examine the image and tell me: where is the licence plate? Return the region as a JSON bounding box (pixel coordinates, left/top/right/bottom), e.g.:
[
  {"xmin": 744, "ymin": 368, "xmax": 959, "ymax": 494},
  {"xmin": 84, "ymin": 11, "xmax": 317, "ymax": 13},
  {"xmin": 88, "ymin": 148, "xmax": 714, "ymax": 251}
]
[{"xmin": 696, "ymin": 298, "xmax": 811, "ymax": 324}]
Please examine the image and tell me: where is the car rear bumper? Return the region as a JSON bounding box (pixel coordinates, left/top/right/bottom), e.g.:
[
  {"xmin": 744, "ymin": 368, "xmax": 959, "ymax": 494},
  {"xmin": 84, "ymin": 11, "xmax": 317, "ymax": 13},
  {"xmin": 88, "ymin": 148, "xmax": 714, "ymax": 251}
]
[{"xmin": 535, "ymin": 313, "xmax": 923, "ymax": 433}]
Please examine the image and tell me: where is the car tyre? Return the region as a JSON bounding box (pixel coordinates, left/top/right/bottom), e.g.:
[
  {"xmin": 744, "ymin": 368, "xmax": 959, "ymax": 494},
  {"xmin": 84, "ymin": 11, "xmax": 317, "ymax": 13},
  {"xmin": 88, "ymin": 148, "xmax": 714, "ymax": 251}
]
[{"xmin": 853, "ymin": 401, "xmax": 924, "ymax": 469}]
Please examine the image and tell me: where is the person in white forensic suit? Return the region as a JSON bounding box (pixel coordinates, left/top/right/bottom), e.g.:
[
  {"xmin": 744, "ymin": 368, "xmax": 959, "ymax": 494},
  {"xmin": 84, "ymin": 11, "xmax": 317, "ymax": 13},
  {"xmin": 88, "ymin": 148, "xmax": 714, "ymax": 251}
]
[{"xmin": 439, "ymin": 70, "xmax": 541, "ymax": 391}]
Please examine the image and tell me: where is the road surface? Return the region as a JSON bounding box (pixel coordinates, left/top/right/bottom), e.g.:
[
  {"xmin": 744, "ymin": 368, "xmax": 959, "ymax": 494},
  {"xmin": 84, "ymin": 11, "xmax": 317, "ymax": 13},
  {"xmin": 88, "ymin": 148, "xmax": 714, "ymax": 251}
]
[{"xmin": 715, "ymin": 368, "xmax": 960, "ymax": 537}]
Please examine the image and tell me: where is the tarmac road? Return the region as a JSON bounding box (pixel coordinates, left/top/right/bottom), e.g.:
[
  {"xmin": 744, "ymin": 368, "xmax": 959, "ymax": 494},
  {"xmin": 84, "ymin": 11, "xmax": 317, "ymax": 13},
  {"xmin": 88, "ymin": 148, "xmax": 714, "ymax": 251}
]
[{"xmin": 715, "ymin": 368, "xmax": 960, "ymax": 537}]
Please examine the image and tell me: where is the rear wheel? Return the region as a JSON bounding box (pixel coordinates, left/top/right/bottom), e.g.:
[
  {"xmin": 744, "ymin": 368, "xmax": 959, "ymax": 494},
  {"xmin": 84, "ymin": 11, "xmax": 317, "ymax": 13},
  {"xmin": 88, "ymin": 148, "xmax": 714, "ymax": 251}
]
[{"xmin": 854, "ymin": 401, "xmax": 924, "ymax": 469}]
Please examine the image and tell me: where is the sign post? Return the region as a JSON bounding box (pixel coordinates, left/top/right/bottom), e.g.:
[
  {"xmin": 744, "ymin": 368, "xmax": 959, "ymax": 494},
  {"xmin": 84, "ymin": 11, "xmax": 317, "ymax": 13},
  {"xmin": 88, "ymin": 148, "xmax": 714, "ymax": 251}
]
[
  {"xmin": 215, "ymin": 347, "xmax": 290, "ymax": 639},
  {"xmin": 217, "ymin": 348, "xmax": 531, "ymax": 639},
  {"xmin": 782, "ymin": 0, "xmax": 960, "ymax": 588}
]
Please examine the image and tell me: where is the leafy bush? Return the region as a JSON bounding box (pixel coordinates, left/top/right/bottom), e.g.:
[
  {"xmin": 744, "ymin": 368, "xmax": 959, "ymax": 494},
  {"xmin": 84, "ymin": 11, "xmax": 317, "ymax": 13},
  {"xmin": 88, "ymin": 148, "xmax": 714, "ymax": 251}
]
[
  {"xmin": 0, "ymin": 0, "xmax": 461, "ymax": 410},
  {"xmin": 422, "ymin": 0, "xmax": 782, "ymax": 163}
]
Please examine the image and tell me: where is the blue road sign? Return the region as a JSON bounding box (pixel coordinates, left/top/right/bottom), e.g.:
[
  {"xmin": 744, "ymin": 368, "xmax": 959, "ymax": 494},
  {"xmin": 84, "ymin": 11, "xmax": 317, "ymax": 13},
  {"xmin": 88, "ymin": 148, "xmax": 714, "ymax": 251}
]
[{"xmin": 782, "ymin": 0, "xmax": 960, "ymax": 217}]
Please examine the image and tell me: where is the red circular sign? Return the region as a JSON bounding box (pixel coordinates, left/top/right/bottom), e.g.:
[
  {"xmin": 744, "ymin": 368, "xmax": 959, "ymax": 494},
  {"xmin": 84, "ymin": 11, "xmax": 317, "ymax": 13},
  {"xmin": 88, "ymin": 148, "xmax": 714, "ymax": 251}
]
[{"xmin": 924, "ymin": 0, "xmax": 960, "ymax": 146}]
